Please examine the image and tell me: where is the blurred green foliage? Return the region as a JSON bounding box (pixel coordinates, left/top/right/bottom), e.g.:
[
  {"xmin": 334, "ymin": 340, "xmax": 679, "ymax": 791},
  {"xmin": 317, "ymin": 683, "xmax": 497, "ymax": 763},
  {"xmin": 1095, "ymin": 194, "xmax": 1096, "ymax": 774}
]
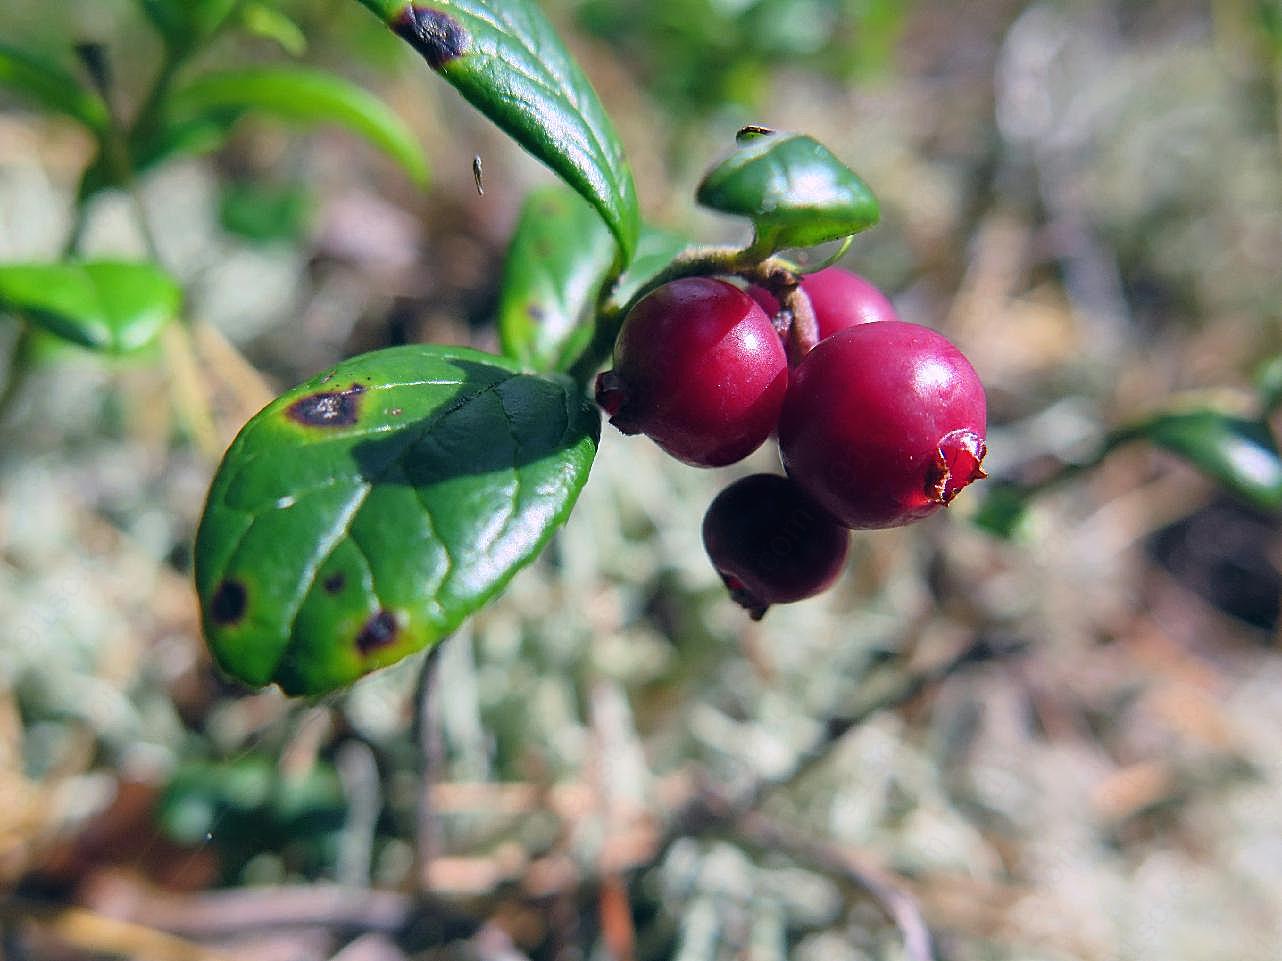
[{"xmin": 570, "ymin": 0, "xmax": 912, "ymax": 119}]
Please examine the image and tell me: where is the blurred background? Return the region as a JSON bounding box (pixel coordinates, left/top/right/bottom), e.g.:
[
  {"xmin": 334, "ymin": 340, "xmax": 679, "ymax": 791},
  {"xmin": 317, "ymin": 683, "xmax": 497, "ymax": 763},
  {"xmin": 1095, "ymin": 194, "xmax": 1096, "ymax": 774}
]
[{"xmin": 1, "ymin": 0, "xmax": 1280, "ymax": 958}]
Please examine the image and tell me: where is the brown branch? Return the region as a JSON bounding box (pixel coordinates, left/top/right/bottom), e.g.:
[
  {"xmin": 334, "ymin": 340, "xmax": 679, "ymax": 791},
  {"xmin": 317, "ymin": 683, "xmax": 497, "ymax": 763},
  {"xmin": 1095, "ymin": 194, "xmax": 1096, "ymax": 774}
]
[{"xmin": 734, "ymin": 812, "xmax": 935, "ymax": 961}]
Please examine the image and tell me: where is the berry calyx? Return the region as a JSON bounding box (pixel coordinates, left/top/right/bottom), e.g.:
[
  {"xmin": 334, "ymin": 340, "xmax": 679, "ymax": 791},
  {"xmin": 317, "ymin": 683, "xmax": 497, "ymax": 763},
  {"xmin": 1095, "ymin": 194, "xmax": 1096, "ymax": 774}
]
[
  {"xmin": 595, "ymin": 277, "xmax": 788, "ymax": 467},
  {"xmin": 778, "ymin": 321, "xmax": 988, "ymax": 529},
  {"xmin": 749, "ymin": 266, "xmax": 899, "ymax": 342},
  {"xmin": 702, "ymin": 473, "xmax": 849, "ymax": 619}
]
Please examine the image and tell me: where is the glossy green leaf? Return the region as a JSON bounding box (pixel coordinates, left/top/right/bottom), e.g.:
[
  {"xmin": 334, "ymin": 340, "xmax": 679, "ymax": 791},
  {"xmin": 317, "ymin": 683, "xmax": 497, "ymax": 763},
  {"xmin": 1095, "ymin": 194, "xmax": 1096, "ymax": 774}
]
[
  {"xmin": 139, "ymin": 0, "xmax": 239, "ymax": 53},
  {"xmin": 165, "ymin": 67, "xmax": 429, "ymax": 185},
  {"xmin": 240, "ymin": 2, "xmax": 309, "ymax": 56},
  {"xmin": 0, "ymin": 45, "xmax": 108, "ymax": 133},
  {"xmin": 0, "ymin": 261, "xmax": 181, "ymax": 353},
  {"xmin": 1142, "ymin": 410, "xmax": 1282, "ymax": 512},
  {"xmin": 380, "ymin": 0, "xmax": 639, "ymax": 260},
  {"xmin": 195, "ymin": 345, "xmax": 600, "ymax": 695},
  {"xmin": 499, "ymin": 186, "xmax": 615, "ymax": 371},
  {"xmin": 697, "ymin": 132, "xmax": 879, "ymax": 252}
]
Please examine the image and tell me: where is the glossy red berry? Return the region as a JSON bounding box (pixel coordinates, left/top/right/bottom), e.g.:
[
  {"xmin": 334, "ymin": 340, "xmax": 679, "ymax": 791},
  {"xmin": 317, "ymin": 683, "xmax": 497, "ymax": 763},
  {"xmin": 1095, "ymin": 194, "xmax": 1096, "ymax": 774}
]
[
  {"xmin": 779, "ymin": 321, "xmax": 988, "ymax": 529},
  {"xmin": 596, "ymin": 277, "xmax": 787, "ymax": 467},
  {"xmin": 748, "ymin": 266, "xmax": 899, "ymax": 341},
  {"xmin": 702, "ymin": 473, "xmax": 849, "ymax": 619}
]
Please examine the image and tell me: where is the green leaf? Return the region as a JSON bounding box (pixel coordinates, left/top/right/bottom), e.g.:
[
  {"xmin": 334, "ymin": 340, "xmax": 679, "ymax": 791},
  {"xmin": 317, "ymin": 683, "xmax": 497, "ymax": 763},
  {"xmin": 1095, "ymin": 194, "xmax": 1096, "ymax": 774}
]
[
  {"xmin": 165, "ymin": 67, "xmax": 429, "ymax": 185},
  {"xmin": 0, "ymin": 45, "xmax": 108, "ymax": 133},
  {"xmin": 139, "ymin": 0, "xmax": 239, "ymax": 53},
  {"xmin": 499, "ymin": 186, "xmax": 615, "ymax": 371},
  {"xmin": 240, "ymin": 2, "xmax": 309, "ymax": 56},
  {"xmin": 220, "ymin": 181, "xmax": 312, "ymax": 244},
  {"xmin": 194, "ymin": 344, "xmax": 600, "ymax": 696},
  {"xmin": 1142, "ymin": 410, "xmax": 1282, "ymax": 512},
  {"xmin": 0, "ymin": 261, "xmax": 181, "ymax": 353},
  {"xmin": 383, "ymin": 0, "xmax": 639, "ymax": 260},
  {"xmin": 697, "ymin": 131, "xmax": 880, "ymax": 253}
]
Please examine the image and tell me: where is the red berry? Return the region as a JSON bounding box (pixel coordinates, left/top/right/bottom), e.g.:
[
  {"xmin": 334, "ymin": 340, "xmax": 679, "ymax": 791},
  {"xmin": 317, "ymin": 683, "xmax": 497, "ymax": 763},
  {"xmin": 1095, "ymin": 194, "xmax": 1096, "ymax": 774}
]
[
  {"xmin": 702, "ymin": 474, "xmax": 849, "ymax": 619},
  {"xmin": 596, "ymin": 277, "xmax": 788, "ymax": 467},
  {"xmin": 778, "ymin": 321, "xmax": 988, "ymax": 529},
  {"xmin": 748, "ymin": 266, "xmax": 899, "ymax": 341}
]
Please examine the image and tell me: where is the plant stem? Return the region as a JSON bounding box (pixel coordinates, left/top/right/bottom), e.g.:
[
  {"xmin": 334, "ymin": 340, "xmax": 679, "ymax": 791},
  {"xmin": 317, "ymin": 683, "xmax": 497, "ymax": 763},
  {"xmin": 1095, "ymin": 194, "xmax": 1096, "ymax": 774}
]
[{"xmin": 0, "ymin": 324, "xmax": 32, "ymax": 425}]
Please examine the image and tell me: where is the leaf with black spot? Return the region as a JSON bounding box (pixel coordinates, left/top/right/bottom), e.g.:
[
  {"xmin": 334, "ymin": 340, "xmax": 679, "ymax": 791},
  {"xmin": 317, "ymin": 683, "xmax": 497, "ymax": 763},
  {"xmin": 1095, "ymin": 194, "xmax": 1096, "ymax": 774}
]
[
  {"xmin": 194, "ymin": 345, "xmax": 599, "ymax": 695},
  {"xmin": 380, "ymin": 0, "xmax": 639, "ymax": 261}
]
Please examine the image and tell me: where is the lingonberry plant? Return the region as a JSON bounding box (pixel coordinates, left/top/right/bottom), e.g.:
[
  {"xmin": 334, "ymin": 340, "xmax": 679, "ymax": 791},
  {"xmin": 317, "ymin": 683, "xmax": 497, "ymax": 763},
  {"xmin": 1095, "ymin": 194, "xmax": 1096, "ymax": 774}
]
[
  {"xmin": 181, "ymin": 0, "xmax": 1282, "ymax": 696},
  {"xmin": 7, "ymin": 0, "xmax": 1275, "ymax": 698}
]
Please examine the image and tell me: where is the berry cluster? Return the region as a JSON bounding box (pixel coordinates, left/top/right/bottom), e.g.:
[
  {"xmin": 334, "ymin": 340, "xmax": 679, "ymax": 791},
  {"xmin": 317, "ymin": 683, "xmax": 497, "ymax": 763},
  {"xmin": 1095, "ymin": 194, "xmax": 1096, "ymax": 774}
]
[{"xmin": 596, "ymin": 266, "xmax": 988, "ymax": 618}]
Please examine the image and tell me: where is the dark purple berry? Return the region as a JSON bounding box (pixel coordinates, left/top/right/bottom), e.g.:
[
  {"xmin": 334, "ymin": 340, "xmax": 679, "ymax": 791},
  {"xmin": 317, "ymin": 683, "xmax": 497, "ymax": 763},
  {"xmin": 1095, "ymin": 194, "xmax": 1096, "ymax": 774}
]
[{"xmin": 702, "ymin": 473, "xmax": 849, "ymax": 619}]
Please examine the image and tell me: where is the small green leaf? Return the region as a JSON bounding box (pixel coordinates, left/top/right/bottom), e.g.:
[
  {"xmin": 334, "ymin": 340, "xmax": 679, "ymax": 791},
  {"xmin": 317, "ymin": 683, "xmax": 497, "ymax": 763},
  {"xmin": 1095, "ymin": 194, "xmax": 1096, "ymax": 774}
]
[
  {"xmin": 220, "ymin": 181, "xmax": 312, "ymax": 244},
  {"xmin": 139, "ymin": 0, "xmax": 239, "ymax": 53},
  {"xmin": 499, "ymin": 186, "xmax": 615, "ymax": 371},
  {"xmin": 165, "ymin": 67, "xmax": 429, "ymax": 185},
  {"xmin": 0, "ymin": 261, "xmax": 181, "ymax": 353},
  {"xmin": 697, "ymin": 132, "xmax": 879, "ymax": 253},
  {"xmin": 0, "ymin": 45, "xmax": 109, "ymax": 133},
  {"xmin": 1142, "ymin": 410, "xmax": 1282, "ymax": 512},
  {"xmin": 240, "ymin": 2, "xmax": 309, "ymax": 56},
  {"xmin": 383, "ymin": 1, "xmax": 639, "ymax": 260},
  {"xmin": 195, "ymin": 345, "xmax": 599, "ymax": 696}
]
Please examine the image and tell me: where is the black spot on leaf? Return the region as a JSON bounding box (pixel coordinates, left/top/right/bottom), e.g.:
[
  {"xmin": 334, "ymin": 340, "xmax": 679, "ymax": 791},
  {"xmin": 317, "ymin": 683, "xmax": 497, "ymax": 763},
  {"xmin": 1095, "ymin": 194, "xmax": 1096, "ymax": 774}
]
[
  {"xmin": 356, "ymin": 610, "xmax": 399, "ymax": 654},
  {"xmin": 287, "ymin": 383, "xmax": 365, "ymax": 428},
  {"xmin": 323, "ymin": 572, "xmax": 346, "ymax": 595},
  {"xmin": 393, "ymin": 6, "xmax": 469, "ymax": 71},
  {"xmin": 210, "ymin": 579, "xmax": 247, "ymax": 625}
]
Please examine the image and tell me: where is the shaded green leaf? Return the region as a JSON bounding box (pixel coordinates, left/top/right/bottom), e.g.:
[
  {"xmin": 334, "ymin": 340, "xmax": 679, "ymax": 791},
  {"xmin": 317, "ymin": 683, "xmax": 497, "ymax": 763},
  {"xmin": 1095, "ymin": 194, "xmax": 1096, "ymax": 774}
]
[
  {"xmin": 0, "ymin": 261, "xmax": 181, "ymax": 353},
  {"xmin": 499, "ymin": 186, "xmax": 615, "ymax": 371},
  {"xmin": 220, "ymin": 181, "xmax": 312, "ymax": 244},
  {"xmin": 139, "ymin": 0, "xmax": 239, "ymax": 53},
  {"xmin": 385, "ymin": 0, "xmax": 639, "ymax": 260},
  {"xmin": 166, "ymin": 67, "xmax": 429, "ymax": 185},
  {"xmin": 1142, "ymin": 410, "xmax": 1282, "ymax": 512},
  {"xmin": 195, "ymin": 345, "xmax": 599, "ymax": 696},
  {"xmin": 0, "ymin": 44, "xmax": 108, "ymax": 133},
  {"xmin": 697, "ymin": 132, "xmax": 879, "ymax": 253}
]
